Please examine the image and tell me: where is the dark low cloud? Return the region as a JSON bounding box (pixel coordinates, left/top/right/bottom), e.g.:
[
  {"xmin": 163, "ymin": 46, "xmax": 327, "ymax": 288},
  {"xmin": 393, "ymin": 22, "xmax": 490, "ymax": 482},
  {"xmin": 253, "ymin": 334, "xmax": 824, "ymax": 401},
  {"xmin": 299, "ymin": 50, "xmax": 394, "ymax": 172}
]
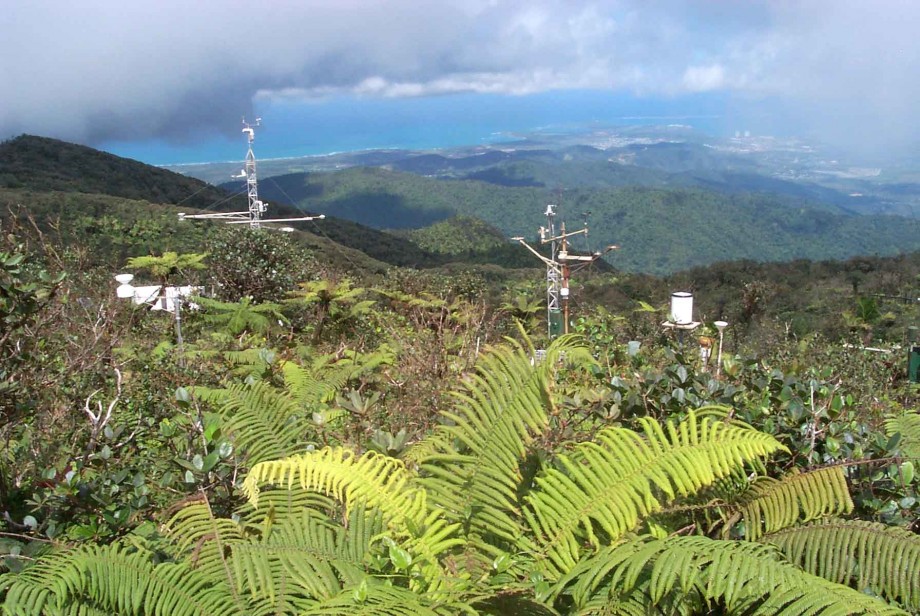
[{"xmin": 2, "ymin": 0, "xmax": 918, "ymax": 158}]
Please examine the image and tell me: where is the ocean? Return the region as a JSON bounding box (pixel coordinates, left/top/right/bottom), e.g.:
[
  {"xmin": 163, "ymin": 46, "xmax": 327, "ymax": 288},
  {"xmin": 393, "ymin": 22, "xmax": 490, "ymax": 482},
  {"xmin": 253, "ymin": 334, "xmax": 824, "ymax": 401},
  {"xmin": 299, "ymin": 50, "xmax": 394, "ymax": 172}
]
[{"xmin": 101, "ymin": 89, "xmax": 734, "ymax": 166}]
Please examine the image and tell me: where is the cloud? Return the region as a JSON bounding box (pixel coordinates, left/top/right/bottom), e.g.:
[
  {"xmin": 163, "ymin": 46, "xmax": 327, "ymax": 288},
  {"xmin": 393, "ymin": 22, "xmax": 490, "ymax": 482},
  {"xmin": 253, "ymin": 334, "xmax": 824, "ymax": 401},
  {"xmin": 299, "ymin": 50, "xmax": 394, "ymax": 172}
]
[
  {"xmin": 682, "ymin": 65, "xmax": 726, "ymax": 93},
  {"xmin": 2, "ymin": 0, "xmax": 918, "ymax": 157}
]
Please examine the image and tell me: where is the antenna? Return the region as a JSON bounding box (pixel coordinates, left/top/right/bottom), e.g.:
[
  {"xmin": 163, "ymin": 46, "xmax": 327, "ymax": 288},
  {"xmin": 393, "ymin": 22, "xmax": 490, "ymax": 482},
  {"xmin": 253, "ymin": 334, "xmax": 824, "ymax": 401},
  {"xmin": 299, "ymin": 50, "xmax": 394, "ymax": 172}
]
[
  {"xmin": 179, "ymin": 118, "xmax": 325, "ymax": 229},
  {"xmin": 241, "ymin": 117, "xmax": 264, "ymax": 229},
  {"xmin": 513, "ymin": 204, "xmax": 617, "ymax": 338}
]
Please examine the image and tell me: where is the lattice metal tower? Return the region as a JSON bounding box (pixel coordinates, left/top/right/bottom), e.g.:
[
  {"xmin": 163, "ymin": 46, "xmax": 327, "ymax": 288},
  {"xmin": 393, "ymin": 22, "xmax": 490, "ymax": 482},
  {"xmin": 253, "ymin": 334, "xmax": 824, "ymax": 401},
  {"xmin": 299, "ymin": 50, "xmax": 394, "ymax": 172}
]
[
  {"xmin": 241, "ymin": 118, "xmax": 267, "ymax": 229},
  {"xmin": 542, "ymin": 205, "xmax": 564, "ymax": 337},
  {"xmin": 512, "ymin": 205, "xmax": 617, "ymax": 339},
  {"xmin": 178, "ymin": 119, "xmax": 325, "ymax": 228}
]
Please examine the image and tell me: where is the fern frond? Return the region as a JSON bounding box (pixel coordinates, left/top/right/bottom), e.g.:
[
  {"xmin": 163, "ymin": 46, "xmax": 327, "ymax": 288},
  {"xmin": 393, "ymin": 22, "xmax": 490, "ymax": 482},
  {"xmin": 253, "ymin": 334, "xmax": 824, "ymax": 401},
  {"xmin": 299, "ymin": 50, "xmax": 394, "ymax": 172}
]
[
  {"xmin": 222, "ymin": 347, "xmax": 272, "ymax": 366},
  {"xmin": 299, "ymin": 582, "xmax": 472, "ymax": 615},
  {"xmin": 764, "ymin": 518, "xmax": 920, "ymax": 610},
  {"xmin": 418, "ymin": 335, "xmax": 589, "ymax": 570},
  {"xmin": 280, "ymin": 346, "xmax": 393, "ymax": 406},
  {"xmin": 221, "ymin": 347, "xmax": 276, "ymax": 379},
  {"xmin": 558, "ymin": 535, "xmax": 905, "ymax": 615},
  {"xmin": 193, "ymin": 295, "xmax": 285, "ymax": 335},
  {"xmin": 401, "ymin": 434, "xmax": 450, "ymax": 468},
  {"xmin": 164, "ymin": 500, "xmax": 247, "ymax": 590},
  {"xmin": 336, "ymin": 344, "xmax": 396, "ymax": 379},
  {"xmin": 472, "ymin": 592, "xmax": 563, "ymax": 615},
  {"xmin": 280, "ymin": 360, "xmax": 340, "ymax": 405},
  {"xmin": 525, "ymin": 410, "xmax": 786, "ymax": 577},
  {"xmin": 1, "ymin": 543, "xmax": 244, "ymax": 615},
  {"xmin": 242, "ymin": 447, "xmax": 464, "ymax": 595},
  {"xmin": 569, "ymin": 590, "xmax": 666, "ymax": 616},
  {"xmin": 420, "ymin": 341, "xmax": 548, "ymax": 544},
  {"xmin": 243, "ymin": 447, "xmax": 425, "ymax": 527},
  {"xmin": 193, "ymin": 382, "xmax": 314, "ymax": 465},
  {"xmin": 885, "ymin": 412, "xmax": 920, "ymax": 460},
  {"xmin": 230, "ymin": 506, "xmax": 376, "ymax": 605},
  {"xmin": 238, "ymin": 486, "xmax": 337, "ymax": 528},
  {"xmin": 725, "ymin": 465, "xmax": 853, "ymax": 540}
]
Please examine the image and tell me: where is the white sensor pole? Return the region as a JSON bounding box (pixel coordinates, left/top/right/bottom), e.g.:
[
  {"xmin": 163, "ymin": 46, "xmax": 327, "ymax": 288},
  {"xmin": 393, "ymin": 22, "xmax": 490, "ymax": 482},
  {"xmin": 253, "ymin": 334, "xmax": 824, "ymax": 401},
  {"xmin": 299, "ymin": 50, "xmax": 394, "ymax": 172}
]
[{"xmin": 714, "ymin": 320, "xmax": 728, "ymax": 378}]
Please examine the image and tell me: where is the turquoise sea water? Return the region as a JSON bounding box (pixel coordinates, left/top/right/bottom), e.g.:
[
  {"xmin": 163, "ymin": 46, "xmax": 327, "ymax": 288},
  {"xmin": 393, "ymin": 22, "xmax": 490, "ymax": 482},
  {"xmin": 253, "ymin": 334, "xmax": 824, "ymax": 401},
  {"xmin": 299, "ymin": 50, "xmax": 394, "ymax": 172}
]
[{"xmin": 102, "ymin": 90, "xmax": 735, "ymax": 166}]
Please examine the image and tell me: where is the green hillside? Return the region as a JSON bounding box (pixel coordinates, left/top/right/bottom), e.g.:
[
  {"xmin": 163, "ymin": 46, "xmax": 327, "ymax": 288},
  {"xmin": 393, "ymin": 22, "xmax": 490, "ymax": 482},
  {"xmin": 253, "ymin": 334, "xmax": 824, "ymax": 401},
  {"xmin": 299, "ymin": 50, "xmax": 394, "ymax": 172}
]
[
  {"xmin": 462, "ymin": 158, "xmax": 675, "ymax": 189},
  {"xmin": 0, "ymin": 137, "xmax": 542, "ymax": 275},
  {"xmin": 258, "ymin": 167, "xmax": 920, "ymax": 275},
  {"xmin": 0, "ymin": 135, "xmax": 234, "ymax": 210},
  {"xmin": 401, "ymin": 216, "xmax": 510, "ymax": 254}
]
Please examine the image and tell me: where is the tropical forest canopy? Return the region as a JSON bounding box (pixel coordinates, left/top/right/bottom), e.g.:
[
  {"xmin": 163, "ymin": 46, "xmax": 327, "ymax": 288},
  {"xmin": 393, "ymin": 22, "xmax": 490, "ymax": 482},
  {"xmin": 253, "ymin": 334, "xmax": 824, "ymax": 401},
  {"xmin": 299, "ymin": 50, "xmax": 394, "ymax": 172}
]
[{"xmin": 256, "ymin": 166, "xmax": 920, "ymax": 275}]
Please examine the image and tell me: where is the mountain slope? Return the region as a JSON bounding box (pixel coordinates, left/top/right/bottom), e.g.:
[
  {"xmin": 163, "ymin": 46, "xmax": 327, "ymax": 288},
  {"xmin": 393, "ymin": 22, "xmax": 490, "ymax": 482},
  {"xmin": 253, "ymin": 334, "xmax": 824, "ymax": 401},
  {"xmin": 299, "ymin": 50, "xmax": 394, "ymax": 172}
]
[
  {"xmin": 0, "ymin": 135, "xmax": 235, "ymax": 210},
  {"xmin": 0, "ymin": 136, "xmax": 537, "ymax": 273},
  {"xmin": 257, "ymin": 167, "xmax": 920, "ymax": 274}
]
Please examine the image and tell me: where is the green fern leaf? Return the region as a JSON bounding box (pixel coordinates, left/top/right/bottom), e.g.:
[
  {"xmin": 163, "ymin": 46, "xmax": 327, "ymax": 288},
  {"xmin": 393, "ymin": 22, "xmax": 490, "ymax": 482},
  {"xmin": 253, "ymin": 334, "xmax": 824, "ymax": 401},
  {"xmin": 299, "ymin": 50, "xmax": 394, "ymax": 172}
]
[
  {"xmin": 885, "ymin": 413, "xmax": 920, "ymax": 460},
  {"xmin": 558, "ymin": 535, "xmax": 906, "ymax": 615},
  {"xmin": 299, "ymin": 582, "xmax": 471, "ymax": 615},
  {"xmin": 242, "ymin": 447, "xmax": 464, "ymax": 595},
  {"xmin": 1, "ymin": 543, "xmax": 245, "ymax": 615},
  {"xmin": 280, "ymin": 360, "xmax": 340, "ymax": 405},
  {"xmin": 418, "ymin": 335, "xmax": 591, "ymax": 568},
  {"xmin": 243, "ymin": 447, "xmax": 425, "ymax": 525},
  {"xmin": 726, "ymin": 465, "xmax": 853, "ymax": 540},
  {"xmin": 231, "ymin": 507, "xmax": 376, "ymax": 604},
  {"xmin": 238, "ymin": 486, "xmax": 337, "ymax": 529},
  {"xmin": 525, "ymin": 410, "xmax": 786, "ymax": 577},
  {"xmin": 193, "ymin": 382, "xmax": 314, "ymax": 465},
  {"xmin": 764, "ymin": 518, "xmax": 920, "ymax": 610},
  {"xmin": 193, "ymin": 295, "xmax": 286, "ymax": 336},
  {"xmin": 164, "ymin": 500, "xmax": 247, "ymax": 592}
]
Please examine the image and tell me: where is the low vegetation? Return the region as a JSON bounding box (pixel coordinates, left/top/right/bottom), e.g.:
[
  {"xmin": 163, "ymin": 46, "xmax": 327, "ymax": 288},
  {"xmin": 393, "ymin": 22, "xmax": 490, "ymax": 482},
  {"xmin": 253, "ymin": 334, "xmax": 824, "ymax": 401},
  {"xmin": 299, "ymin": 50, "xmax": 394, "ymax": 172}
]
[{"xmin": 0, "ymin": 206, "xmax": 917, "ymax": 614}]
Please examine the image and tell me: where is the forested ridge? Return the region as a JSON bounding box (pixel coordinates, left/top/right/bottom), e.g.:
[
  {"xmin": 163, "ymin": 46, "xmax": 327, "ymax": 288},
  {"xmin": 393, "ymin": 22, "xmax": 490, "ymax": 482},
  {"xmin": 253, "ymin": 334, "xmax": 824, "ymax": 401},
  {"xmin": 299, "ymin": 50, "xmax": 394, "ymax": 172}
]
[
  {"xmin": 257, "ymin": 166, "xmax": 920, "ymax": 274},
  {"xmin": 0, "ymin": 135, "xmax": 918, "ymax": 615}
]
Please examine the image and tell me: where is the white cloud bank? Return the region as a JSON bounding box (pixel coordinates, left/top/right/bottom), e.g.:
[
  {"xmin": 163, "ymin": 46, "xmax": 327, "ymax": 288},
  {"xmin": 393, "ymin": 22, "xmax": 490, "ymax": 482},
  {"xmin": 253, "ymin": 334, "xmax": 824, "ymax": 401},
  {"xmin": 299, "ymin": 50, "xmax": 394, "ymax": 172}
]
[{"xmin": 1, "ymin": 0, "xmax": 918, "ymax": 155}]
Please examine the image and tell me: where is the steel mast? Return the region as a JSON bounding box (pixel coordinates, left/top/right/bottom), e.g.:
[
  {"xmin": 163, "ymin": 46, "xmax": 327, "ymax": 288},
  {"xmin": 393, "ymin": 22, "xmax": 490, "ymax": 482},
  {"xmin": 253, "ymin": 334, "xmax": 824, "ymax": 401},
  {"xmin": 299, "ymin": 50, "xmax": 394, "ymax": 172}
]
[
  {"xmin": 513, "ymin": 205, "xmax": 617, "ymax": 338},
  {"xmin": 178, "ymin": 118, "xmax": 325, "ymax": 228},
  {"xmin": 241, "ymin": 118, "xmax": 266, "ymax": 229},
  {"xmin": 543, "ymin": 205, "xmax": 563, "ymax": 337}
]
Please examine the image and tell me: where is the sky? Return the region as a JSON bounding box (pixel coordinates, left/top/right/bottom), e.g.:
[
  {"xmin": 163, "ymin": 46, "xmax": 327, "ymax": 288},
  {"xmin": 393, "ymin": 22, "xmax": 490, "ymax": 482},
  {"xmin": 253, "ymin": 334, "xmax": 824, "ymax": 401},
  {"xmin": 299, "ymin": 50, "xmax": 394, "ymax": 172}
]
[{"xmin": 2, "ymin": 1, "xmax": 918, "ymax": 164}]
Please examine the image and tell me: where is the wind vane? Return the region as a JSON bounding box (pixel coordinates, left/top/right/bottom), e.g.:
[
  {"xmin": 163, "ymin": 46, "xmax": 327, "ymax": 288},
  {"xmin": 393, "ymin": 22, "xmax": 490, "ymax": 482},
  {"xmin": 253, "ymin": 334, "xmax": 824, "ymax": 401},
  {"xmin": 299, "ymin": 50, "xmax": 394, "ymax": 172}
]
[
  {"xmin": 179, "ymin": 118, "xmax": 324, "ymax": 229},
  {"xmin": 513, "ymin": 204, "xmax": 617, "ymax": 338}
]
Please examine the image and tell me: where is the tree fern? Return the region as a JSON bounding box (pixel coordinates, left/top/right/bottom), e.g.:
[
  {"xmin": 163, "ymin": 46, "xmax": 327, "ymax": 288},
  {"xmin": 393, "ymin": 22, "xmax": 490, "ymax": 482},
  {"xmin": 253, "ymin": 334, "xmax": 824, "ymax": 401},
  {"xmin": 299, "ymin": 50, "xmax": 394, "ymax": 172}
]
[
  {"xmin": 164, "ymin": 499, "xmax": 247, "ymax": 592},
  {"xmin": 298, "ymin": 582, "xmax": 471, "ymax": 615},
  {"xmin": 194, "ymin": 350, "xmax": 392, "ymax": 467},
  {"xmin": 557, "ymin": 535, "xmax": 906, "ymax": 615},
  {"xmin": 220, "ymin": 347, "xmax": 277, "ymax": 380},
  {"xmin": 242, "ymin": 447, "xmax": 464, "ymax": 594},
  {"xmin": 280, "ymin": 346, "xmax": 393, "ymax": 403},
  {"xmin": 417, "ymin": 335, "xmax": 592, "ymax": 568},
  {"xmin": 230, "ymin": 506, "xmax": 376, "ymax": 605},
  {"xmin": 193, "ymin": 382, "xmax": 314, "ymax": 465},
  {"xmin": 0, "ymin": 543, "xmax": 244, "ymax": 616},
  {"xmin": 164, "ymin": 497, "xmax": 391, "ymax": 612},
  {"xmin": 885, "ymin": 412, "xmax": 920, "ymax": 460},
  {"xmin": 723, "ymin": 465, "xmax": 854, "ymax": 540},
  {"xmin": 193, "ymin": 295, "xmax": 286, "ymax": 336},
  {"xmin": 525, "ymin": 410, "xmax": 786, "ymax": 577},
  {"xmin": 280, "ymin": 359, "xmax": 341, "ymax": 406},
  {"xmin": 238, "ymin": 485, "xmax": 338, "ymax": 529},
  {"xmin": 763, "ymin": 518, "xmax": 920, "ymax": 611},
  {"xmin": 243, "ymin": 447, "xmax": 424, "ymax": 524}
]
